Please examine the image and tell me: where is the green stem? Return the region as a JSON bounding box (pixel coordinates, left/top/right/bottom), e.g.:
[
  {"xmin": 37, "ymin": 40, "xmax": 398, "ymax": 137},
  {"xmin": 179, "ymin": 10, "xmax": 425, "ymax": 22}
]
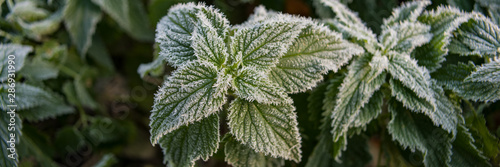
[
  {"xmin": 58, "ymin": 65, "xmax": 79, "ymax": 78},
  {"xmin": 78, "ymin": 105, "xmax": 88, "ymax": 127}
]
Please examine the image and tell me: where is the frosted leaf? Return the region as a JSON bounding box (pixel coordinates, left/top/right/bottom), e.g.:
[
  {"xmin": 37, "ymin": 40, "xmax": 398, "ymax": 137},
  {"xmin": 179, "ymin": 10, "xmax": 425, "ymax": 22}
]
[
  {"xmin": 63, "ymin": 0, "xmax": 102, "ymax": 56},
  {"xmin": 269, "ymin": 24, "xmax": 363, "ymax": 93},
  {"xmin": 434, "ymin": 62, "xmax": 500, "ymax": 102},
  {"xmin": 387, "ymin": 102, "xmax": 453, "ymax": 167},
  {"xmin": 382, "ymin": 0, "xmax": 431, "ymax": 27},
  {"xmin": 449, "ymin": 15, "xmax": 500, "ymax": 56},
  {"xmin": 233, "ymin": 67, "xmax": 291, "ymax": 105},
  {"xmin": 328, "ymin": 54, "xmax": 386, "ymax": 142},
  {"xmin": 412, "ymin": 6, "xmax": 471, "ymax": 72},
  {"xmin": 387, "ymin": 51, "xmax": 434, "ymax": 104},
  {"xmin": 224, "ymin": 135, "xmax": 284, "ymax": 167},
  {"xmin": 228, "ymin": 98, "xmax": 302, "ymax": 162},
  {"xmin": 192, "ymin": 6, "xmax": 230, "ymax": 67},
  {"xmin": 389, "ymin": 79, "xmax": 435, "ymax": 119},
  {"xmin": 319, "ymin": 0, "xmax": 377, "ymax": 45},
  {"xmin": 366, "ymin": 52, "xmax": 388, "ymax": 82},
  {"xmin": 149, "ymin": 61, "xmax": 228, "ymax": 144},
  {"xmin": 230, "ymin": 21, "xmax": 303, "ymax": 72},
  {"xmin": 427, "ymin": 81, "xmax": 459, "ymax": 136},
  {"xmin": 159, "ymin": 114, "xmax": 219, "ymax": 167},
  {"xmin": 0, "ymin": 83, "xmax": 74, "ymax": 121},
  {"xmin": 156, "ymin": 3, "xmax": 199, "ymax": 67},
  {"xmin": 380, "ymin": 21, "xmax": 432, "ymax": 53},
  {"xmin": 466, "ymin": 59, "xmax": 500, "ymax": 82},
  {"xmin": 0, "ymin": 44, "xmax": 32, "ymax": 82},
  {"xmin": 352, "ymin": 90, "xmax": 384, "ymax": 129}
]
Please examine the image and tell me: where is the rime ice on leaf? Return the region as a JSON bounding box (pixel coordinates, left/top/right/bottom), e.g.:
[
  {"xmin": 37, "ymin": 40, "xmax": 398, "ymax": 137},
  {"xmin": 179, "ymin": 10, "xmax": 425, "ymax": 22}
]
[
  {"xmin": 224, "ymin": 135, "xmax": 284, "ymax": 167},
  {"xmin": 228, "ymin": 98, "xmax": 302, "ymax": 162},
  {"xmin": 449, "ymin": 15, "xmax": 500, "ymax": 56},
  {"xmin": 159, "ymin": 115, "xmax": 219, "ymax": 167},
  {"xmin": 230, "ymin": 21, "xmax": 303, "ymax": 72},
  {"xmin": 270, "ymin": 23, "xmax": 363, "ymax": 93},
  {"xmin": 412, "ymin": 6, "xmax": 471, "ymax": 72},
  {"xmin": 0, "ymin": 44, "xmax": 32, "ymax": 82},
  {"xmin": 232, "ymin": 68, "xmax": 291, "ymax": 105},
  {"xmin": 150, "ymin": 61, "xmax": 228, "ymax": 145},
  {"xmin": 156, "ymin": 3, "xmax": 199, "ymax": 67}
]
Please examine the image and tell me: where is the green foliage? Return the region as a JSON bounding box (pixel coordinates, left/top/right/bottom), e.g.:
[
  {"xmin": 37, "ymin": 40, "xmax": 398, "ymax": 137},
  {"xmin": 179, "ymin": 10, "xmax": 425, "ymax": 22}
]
[
  {"xmin": 142, "ymin": 2, "xmax": 361, "ymax": 166},
  {"xmin": 2, "ymin": 0, "xmax": 500, "ymax": 166}
]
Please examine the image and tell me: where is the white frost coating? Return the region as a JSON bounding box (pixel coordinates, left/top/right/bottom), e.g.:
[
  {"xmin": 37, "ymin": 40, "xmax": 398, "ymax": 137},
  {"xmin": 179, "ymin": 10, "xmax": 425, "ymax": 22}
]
[
  {"xmin": 228, "ymin": 98, "xmax": 302, "ymax": 162},
  {"xmin": 192, "ymin": 6, "xmax": 230, "ymax": 66},
  {"xmin": 449, "ymin": 14, "xmax": 500, "ymax": 56},
  {"xmin": 380, "ymin": 21, "xmax": 432, "ymax": 53},
  {"xmin": 270, "ymin": 23, "xmax": 363, "ymax": 94},
  {"xmin": 387, "ymin": 51, "xmax": 435, "ymax": 105},
  {"xmin": 466, "ymin": 59, "xmax": 500, "ymax": 83},
  {"xmin": 233, "ymin": 67, "xmax": 292, "ymax": 105},
  {"xmin": 230, "ymin": 20, "xmax": 304, "ymax": 72},
  {"xmin": 319, "ymin": 0, "xmax": 377, "ymax": 44},
  {"xmin": 382, "ymin": 0, "xmax": 431, "ymax": 27},
  {"xmin": 155, "ymin": 3, "xmax": 199, "ymax": 67},
  {"xmin": 159, "ymin": 114, "xmax": 219, "ymax": 167},
  {"xmin": 329, "ymin": 54, "xmax": 386, "ymax": 142},
  {"xmin": 149, "ymin": 61, "xmax": 228, "ymax": 145}
]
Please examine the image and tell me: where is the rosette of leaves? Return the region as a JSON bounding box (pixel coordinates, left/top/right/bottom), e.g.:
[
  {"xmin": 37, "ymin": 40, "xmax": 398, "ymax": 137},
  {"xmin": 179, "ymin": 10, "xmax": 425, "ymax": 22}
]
[
  {"xmin": 309, "ymin": 0, "xmax": 495, "ymax": 166},
  {"xmin": 142, "ymin": 3, "xmax": 363, "ymax": 167}
]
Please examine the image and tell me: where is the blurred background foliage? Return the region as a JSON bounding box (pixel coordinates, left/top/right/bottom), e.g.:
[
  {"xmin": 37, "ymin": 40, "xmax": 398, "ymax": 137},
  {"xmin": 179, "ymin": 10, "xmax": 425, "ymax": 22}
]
[{"xmin": 0, "ymin": 0, "xmax": 499, "ymax": 166}]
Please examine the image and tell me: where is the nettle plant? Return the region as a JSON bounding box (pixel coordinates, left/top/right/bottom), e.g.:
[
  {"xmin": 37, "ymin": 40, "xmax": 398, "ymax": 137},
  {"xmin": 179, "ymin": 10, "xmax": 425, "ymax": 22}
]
[
  {"xmin": 304, "ymin": 0, "xmax": 500, "ymax": 166},
  {"xmin": 141, "ymin": 2, "xmax": 363, "ymax": 166}
]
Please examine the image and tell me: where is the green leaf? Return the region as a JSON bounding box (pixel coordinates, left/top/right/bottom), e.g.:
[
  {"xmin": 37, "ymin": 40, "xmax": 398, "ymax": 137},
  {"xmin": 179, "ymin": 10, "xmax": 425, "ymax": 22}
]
[
  {"xmin": 228, "ymin": 98, "xmax": 301, "ymax": 162},
  {"xmin": 88, "ymin": 35, "xmax": 115, "ymax": 73},
  {"xmin": 465, "ymin": 59, "xmax": 500, "ymax": 82},
  {"xmin": 465, "ymin": 111, "xmax": 500, "ymax": 159},
  {"xmin": 413, "ymin": 6, "xmax": 471, "ymax": 72},
  {"xmin": 380, "ymin": 22, "xmax": 432, "ymax": 53},
  {"xmin": 224, "ymin": 135, "xmax": 284, "ymax": 167},
  {"xmin": 19, "ymin": 58, "xmax": 59, "ymax": 81},
  {"xmin": 159, "ymin": 114, "xmax": 219, "ymax": 167},
  {"xmin": 383, "ymin": 0, "xmax": 431, "ymax": 27},
  {"xmin": 91, "ymin": 0, "xmax": 154, "ymax": 41},
  {"xmin": 0, "ymin": 108, "xmax": 21, "ymax": 167},
  {"xmin": 0, "ymin": 44, "xmax": 32, "ymax": 82},
  {"xmin": 387, "ymin": 52, "xmax": 434, "ymax": 104},
  {"xmin": 389, "ymin": 79, "xmax": 435, "ymax": 119},
  {"xmin": 230, "ymin": 20, "xmax": 303, "ymax": 72},
  {"xmin": 0, "ymin": 84, "xmax": 73, "ymax": 121},
  {"xmin": 352, "ymin": 90, "xmax": 383, "ymax": 129},
  {"xmin": 233, "ymin": 68, "xmax": 291, "ymax": 105},
  {"xmin": 328, "ymin": 54, "xmax": 386, "ymax": 142},
  {"xmin": 191, "ymin": 6, "xmax": 230, "ymax": 67},
  {"xmin": 433, "ymin": 62, "xmax": 500, "ymax": 102},
  {"xmin": 63, "ymin": 0, "xmax": 102, "ymax": 57},
  {"xmin": 18, "ymin": 126, "xmax": 58, "ymax": 167},
  {"xmin": 428, "ymin": 81, "xmax": 459, "ymax": 135},
  {"xmin": 449, "ymin": 15, "xmax": 500, "ymax": 56},
  {"xmin": 387, "ymin": 101, "xmax": 453, "ymax": 167},
  {"xmin": 17, "ymin": 87, "xmax": 74, "ymax": 122},
  {"xmin": 94, "ymin": 154, "xmax": 118, "ymax": 167},
  {"xmin": 269, "ymin": 23, "xmax": 363, "ymax": 93},
  {"xmin": 156, "ymin": 3, "xmax": 199, "ymax": 67},
  {"xmin": 150, "ymin": 61, "xmax": 228, "ymax": 144},
  {"xmin": 319, "ymin": 0, "xmax": 377, "ymax": 45},
  {"xmin": 9, "ymin": 1, "xmax": 49, "ymax": 21},
  {"xmin": 17, "ymin": 8, "xmax": 63, "ymax": 41},
  {"xmin": 450, "ymin": 124, "xmax": 490, "ymax": 167}
]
